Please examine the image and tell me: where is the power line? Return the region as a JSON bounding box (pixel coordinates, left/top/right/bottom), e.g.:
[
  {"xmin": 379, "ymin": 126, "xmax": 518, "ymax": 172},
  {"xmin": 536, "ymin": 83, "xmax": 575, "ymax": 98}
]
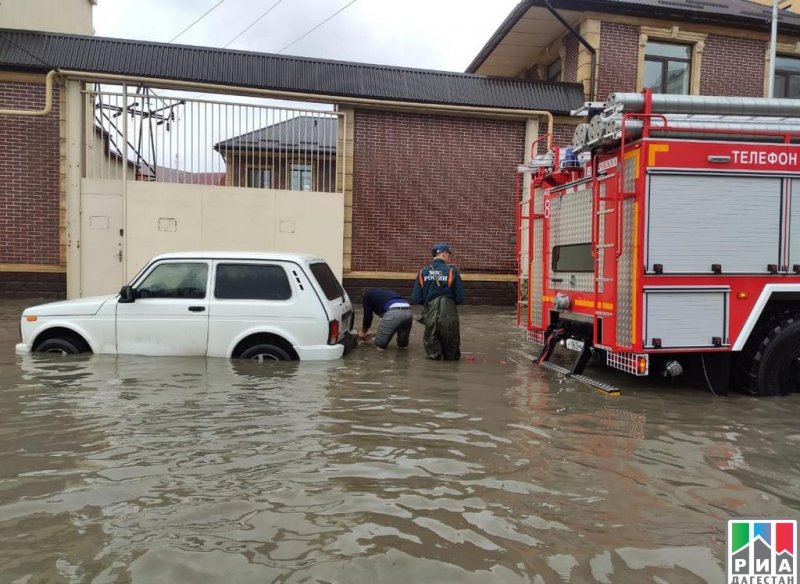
[
  {"xmin": 277, "ymin": 0, "xmax": 359, "ymax": 54},
  {"xmin": 223, "ymin": 0, "xmax": 285, "ymax": 49},
  {"xmin": 168, "ymin": 0, "xmax": 228, "ymax": 43}
]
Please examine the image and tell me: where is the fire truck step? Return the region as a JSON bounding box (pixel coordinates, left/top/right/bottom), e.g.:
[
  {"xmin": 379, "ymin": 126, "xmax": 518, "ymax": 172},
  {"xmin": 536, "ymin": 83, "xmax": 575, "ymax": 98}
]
[{"xmin": 527, "ymin": 356, "xmax": 621, "ymax": 396}]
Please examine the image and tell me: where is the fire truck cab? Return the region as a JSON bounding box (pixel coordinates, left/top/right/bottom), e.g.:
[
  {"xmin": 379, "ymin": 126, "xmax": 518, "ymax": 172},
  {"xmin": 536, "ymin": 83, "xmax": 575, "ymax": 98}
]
[{"xmin": 518, "ymin": 90, "xmax": 800, "ymax": 396}]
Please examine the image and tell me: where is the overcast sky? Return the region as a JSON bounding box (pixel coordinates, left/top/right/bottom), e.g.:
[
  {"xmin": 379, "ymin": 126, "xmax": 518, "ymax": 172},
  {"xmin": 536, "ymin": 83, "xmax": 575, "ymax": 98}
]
[{"xmin": 93, "ymin": 0, "xmax": 520, "ymax": 73}]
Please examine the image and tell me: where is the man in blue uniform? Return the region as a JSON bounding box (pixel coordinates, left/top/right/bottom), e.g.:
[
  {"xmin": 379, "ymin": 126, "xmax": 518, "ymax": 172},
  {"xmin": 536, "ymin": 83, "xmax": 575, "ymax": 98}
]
[
  {"xmin": 411, "ymin": 242, "xmax": 465, "ymax": 360},
  {"xmin": 358, "ymin": 287, "xmax": 413, "ymax": 350}
]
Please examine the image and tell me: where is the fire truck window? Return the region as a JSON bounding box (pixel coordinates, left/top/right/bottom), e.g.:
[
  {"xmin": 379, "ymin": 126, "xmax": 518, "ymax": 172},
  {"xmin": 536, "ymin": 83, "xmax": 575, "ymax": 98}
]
[{"xmin": 552, "ymin": 243, "xmax": 594, "ymax": 273}]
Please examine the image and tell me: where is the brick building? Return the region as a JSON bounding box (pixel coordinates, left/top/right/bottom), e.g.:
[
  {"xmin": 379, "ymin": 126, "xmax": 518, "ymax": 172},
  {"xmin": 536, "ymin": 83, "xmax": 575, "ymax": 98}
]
[
  {"xmin": 469, "ymin": 0, "xmax": 800, "ymax": 102},
  {"xmin": 2, "ymin": 0, "xmax": 800, "ymax": 304}
]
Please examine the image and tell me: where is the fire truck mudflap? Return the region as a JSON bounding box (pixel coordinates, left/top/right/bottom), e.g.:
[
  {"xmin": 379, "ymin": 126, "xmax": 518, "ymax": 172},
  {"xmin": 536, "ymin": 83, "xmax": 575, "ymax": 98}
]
[{"xmin": 517, "ymin": 90, "xmax": 800, "ymax": 396}]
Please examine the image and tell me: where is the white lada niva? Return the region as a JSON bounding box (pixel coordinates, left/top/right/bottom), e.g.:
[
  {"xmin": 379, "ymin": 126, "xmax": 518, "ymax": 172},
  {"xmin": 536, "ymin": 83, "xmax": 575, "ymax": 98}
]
[{"xmin": 16, "ymin": 251, "xmax": 355, "ymax": 361}]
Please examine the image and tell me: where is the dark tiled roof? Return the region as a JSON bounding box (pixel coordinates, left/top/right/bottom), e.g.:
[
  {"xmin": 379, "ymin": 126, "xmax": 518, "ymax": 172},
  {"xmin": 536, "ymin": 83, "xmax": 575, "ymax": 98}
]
[
  {"xmin": 468, "ymin": 0, "xmax": 800, "ymax": 72},
  {"xmin": 0, "ymin": 29, "xmax": 585, "ymax": 114},
  {"xmin": 215, "ymin": 116, "xmax": 338, "ymax": 152}
]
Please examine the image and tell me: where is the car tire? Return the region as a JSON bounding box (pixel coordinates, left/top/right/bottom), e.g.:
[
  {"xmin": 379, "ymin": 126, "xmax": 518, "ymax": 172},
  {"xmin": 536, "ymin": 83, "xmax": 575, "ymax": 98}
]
[
  {"xmin": 35, "ymin": 336, "xmax": 87, "ymax": 356},
  {"xmin": 240, "ymin": 343, "xmax": 292, "ymax": 362}
]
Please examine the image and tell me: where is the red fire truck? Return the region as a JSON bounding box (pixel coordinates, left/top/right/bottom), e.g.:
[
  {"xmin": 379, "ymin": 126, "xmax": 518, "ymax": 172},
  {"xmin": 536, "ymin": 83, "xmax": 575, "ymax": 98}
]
[{"xmin": 517, "ymin": 89, "xmax": 800, "ymax": 396}]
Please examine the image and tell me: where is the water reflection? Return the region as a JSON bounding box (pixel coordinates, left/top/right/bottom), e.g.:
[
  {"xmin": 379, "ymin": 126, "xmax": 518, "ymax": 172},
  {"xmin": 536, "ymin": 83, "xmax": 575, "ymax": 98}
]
[{"xmin": 0, "ymin": 304, "xmax": 798, "ymax": 582}]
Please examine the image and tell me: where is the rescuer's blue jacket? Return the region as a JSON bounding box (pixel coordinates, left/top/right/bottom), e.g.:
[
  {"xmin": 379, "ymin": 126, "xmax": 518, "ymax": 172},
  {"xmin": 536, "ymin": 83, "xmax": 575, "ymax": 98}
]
[{"xmin": 411, "ymin": 259, "xmax": 465, "ymax": 305}]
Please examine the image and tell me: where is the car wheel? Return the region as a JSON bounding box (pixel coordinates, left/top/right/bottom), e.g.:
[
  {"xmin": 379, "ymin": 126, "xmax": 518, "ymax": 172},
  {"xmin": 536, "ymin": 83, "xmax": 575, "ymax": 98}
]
[
  {"xmin": 240, "ymin": 343, "xmax": 292, "ymax": 362},
  {"xmin": 35, "ymin": 336, "xmax": 87, "ymax": 356}
]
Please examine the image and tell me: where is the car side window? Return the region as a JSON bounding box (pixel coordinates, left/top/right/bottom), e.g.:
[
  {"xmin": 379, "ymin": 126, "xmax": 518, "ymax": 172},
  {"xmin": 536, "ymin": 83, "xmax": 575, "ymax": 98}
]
[
  {"xmin": 137, "ymin": 262, "xmax": 209, "ymax": 299},
  {"xmin": 309, "ymin": 262, "xmax": 344, "ymax": 300},
  {"xmin": 215, "ymin": 263, "xmax": 292, "ymax": 300}
]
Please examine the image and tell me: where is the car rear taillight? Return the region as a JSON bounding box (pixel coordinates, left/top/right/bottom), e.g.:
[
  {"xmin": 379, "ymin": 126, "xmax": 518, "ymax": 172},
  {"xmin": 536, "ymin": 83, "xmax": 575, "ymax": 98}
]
[{"xmin": 328, "ymin": 319, "xmax": 340, "ymax": 344}]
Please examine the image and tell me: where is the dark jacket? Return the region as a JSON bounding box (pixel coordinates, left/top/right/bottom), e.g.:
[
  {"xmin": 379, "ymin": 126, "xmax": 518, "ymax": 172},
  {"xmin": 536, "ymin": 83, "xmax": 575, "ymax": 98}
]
[
  {"xmin": 361, "ymin": 288, "xmax": 409, "ymax": 330},
  {"xmin": 411, "ymin": 259, "xmax": 465, "ymax": 305}
]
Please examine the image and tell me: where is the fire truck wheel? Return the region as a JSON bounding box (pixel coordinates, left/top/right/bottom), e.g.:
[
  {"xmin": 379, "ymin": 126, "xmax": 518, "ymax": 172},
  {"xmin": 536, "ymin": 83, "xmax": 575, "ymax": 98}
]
[
  {"xmin": 734, "ymin": 309, "xmax": 793, "ymax": 395},
  {"xmin": 748, "ymin": 315, "xmax": 800, "ymax": 396}
]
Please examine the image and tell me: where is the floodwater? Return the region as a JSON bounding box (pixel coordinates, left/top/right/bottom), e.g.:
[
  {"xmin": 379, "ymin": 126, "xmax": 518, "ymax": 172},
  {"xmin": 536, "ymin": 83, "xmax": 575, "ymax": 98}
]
[{"xmin": 0, "ymin": 299, "xmax": 798, "ymax": 584}]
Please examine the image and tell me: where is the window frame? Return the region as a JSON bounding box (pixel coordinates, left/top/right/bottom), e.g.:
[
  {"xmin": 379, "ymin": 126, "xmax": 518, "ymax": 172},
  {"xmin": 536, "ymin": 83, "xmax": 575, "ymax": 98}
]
[
  {"xmin": 247, "ymin": 166, "xmax": 272, "ymax": 189},
  {"xmin": 643, "ymin": 40, "xmax": 692, "ymax": 95},
  {"xmin": 773, "ymin": 55, "xmax": 800, "ymax": 98},
  {"xmin": 551, "ymin": 243, "xmax": 594, "ymax": 274},
  {"xmin": 546, "ymin": 57, "xmax": 562, "ymax": 82},
  {"xmin": 290, "ymin": 163, "xmax": 313, "ymax": 191},
  {"xmin": 637, "ymin": 27, "xmax": 705, "ymax": 96}
]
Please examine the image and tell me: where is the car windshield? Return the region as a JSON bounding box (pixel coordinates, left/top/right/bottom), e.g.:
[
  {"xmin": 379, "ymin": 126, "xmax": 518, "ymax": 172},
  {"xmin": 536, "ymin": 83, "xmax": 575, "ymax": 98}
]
[{"xmin": 309, "ymin": 262, "xmax": 345, "ymax": 301}]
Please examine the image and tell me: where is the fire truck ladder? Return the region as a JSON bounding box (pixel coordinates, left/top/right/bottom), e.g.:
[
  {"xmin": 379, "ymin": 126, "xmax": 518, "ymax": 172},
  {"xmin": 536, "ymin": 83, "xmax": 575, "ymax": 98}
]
[
  {"xmin": 517, "ymin": 138, "xmax": 621, "ymax": 396},
  {"xmin": 516, "ymin": 135, "xmax": 553, "ymax": 328}
]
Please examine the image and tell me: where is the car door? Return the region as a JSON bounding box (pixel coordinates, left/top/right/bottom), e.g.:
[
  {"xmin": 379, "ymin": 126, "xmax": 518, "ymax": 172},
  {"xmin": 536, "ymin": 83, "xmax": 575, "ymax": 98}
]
[
  {"xmin": 116, "ymin": 260, "xmax": 211, "ymax": 356},
  {"xmin": 206, "ymin": 260, "xmax": 316, "ymax": 357}
]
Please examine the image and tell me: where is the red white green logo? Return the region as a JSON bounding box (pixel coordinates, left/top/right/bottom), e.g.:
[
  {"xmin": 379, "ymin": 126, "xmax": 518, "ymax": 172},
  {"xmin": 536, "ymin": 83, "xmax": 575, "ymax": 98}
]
[{"xmin": 728, "ymin": 520, "xmax": 797, "ymax": 583}]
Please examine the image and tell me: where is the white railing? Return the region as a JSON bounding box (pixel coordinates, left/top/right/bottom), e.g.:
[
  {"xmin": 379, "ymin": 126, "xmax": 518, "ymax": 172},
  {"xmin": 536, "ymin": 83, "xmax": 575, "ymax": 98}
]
[{"xmin": 84, "ymin": 85, "xmax": 344, "ymax": 193}]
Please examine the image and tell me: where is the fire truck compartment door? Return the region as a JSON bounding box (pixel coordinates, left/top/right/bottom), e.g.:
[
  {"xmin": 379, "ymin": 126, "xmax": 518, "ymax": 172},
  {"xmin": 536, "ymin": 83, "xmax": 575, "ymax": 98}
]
[
  {"xmin": 646, "ymin": 174, "xmax": 780, "ymax": 273},
  {"xmin": 643, "ymin": 288, "xmax": 729, "ymax": 349},
  {"xmin": 789, "ymin": 178, "xmax": 800, "ymax": 267}
]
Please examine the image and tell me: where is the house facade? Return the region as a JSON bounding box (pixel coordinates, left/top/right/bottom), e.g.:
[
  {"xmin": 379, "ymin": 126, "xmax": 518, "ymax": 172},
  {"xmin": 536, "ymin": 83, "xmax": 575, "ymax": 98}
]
[
  {"xmin": 469, "ymin": 0, "xmax": 800, "ymax": 103},
  {"xmin": 2, "ymin": 0, "xmax": 800, "ymax": 304}
]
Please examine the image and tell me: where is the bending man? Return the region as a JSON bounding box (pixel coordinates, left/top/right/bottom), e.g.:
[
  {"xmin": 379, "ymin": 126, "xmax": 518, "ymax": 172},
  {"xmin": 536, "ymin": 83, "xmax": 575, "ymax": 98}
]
[{"xmin": 359, "ymin": 288, "xmax": 413, "ymax": 350}]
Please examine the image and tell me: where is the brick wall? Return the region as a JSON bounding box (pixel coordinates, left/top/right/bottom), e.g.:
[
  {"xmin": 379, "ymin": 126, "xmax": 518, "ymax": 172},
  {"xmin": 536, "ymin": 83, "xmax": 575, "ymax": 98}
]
[
  {"xmin": 342, "ymin": 277, "xmax": 515, "ymax": 306},
  {"xmin": 0, "ymin": 272, "xmax": 65, "ymax": 299},
  {"xmin": 0, "ymin": 81, "xmax": 60, "ymax": 265},
  {"xmin": 598, "ymin": 21, "xmax": 641, "ymax": 101},
  {"xmin": 351, "ymin": 109, "xmax": 526, "ymax": 275},
  {"xmin": 552, "ymin": 123, "xmax": 576, "ymax": 150},
  {"xmin": 701, "ymin": 34, "xmax": 765, "ymax": 96},
  {"xmin": 564, "ymin": 35, "xmax": 579, "ymax": 83}
]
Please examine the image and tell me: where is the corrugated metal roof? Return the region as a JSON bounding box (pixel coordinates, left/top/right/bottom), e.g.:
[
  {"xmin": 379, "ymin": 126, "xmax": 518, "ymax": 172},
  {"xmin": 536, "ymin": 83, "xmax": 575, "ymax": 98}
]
[
  {"xmin": 215, "ymin": 116, "xmax": 338, "ymax": 152},
  {"xmin": 0, "ymin": 29, "xmax": 585, "ymax": 114},
  {"xmin": 468, "ymin": 0, "xmax": 800, "ymax": 73}
]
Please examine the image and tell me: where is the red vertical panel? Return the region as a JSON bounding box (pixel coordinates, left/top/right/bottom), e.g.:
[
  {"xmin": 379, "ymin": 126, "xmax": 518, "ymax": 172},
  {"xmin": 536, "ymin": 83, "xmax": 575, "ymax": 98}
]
[{"xmin": 776, "ymin": 522, "xmax": 794, "ymax": 554}]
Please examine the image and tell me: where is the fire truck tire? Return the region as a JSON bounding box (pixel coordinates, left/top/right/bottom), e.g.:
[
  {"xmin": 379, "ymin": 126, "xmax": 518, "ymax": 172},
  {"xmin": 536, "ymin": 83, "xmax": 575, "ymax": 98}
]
[
  {"xmin": 734, "ymin": 309, "xmax": 792, "ymax": 394},
  {"xmin": 742, "ymin": 315, "xmax": 800, "ymax": 396}
]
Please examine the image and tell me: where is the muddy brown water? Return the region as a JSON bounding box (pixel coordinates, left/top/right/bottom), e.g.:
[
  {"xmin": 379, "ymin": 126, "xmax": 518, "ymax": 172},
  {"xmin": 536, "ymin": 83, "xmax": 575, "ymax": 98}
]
[{"xmin": 0, "ymin": 298, "xmax": 798, "ymax": 583}]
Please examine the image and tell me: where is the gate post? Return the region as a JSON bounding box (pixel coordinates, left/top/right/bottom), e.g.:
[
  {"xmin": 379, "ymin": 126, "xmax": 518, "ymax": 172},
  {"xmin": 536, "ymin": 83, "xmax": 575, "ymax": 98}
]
[{"xmin": 65, "ymin": 78, "xmax": 82, "ymax": 299}]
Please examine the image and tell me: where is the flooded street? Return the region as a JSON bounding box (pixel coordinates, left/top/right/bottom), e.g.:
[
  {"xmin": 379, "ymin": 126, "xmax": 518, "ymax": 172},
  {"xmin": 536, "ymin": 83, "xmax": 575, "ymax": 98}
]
[{"xmin": 0, "ymin": 298, "xmax": 798, "ymax": 583}]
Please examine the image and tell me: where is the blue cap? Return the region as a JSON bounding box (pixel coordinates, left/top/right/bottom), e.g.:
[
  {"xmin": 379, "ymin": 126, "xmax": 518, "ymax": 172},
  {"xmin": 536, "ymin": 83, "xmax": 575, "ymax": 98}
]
[{"xmin": 431, "ymin": 242, "xmax": 451, "ymax": 256}]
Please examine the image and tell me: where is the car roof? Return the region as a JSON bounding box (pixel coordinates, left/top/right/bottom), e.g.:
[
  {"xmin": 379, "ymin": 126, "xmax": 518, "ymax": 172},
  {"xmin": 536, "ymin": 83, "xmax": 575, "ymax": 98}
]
[{"xmin": 149, "ymin": 251, "xmax": 326, "ymax": 263}]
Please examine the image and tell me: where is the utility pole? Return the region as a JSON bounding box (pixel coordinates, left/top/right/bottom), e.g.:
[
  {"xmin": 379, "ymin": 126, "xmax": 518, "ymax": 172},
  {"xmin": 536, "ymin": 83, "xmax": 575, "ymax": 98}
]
[{"xmin": 768, "ymin": 0, "xmax": 779, "ymax": 97}]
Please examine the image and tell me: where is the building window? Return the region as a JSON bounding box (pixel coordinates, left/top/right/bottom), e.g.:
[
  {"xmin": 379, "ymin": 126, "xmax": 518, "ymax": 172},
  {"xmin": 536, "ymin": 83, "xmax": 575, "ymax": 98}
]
[
  {"xmin": 546, "ymin": 58, "xmax": 562, "ymax": 82},
  {"xmin": 644, "ymin": 41, "xmax": 691, "ymax": 94},
  {"xmin": 291, "ymin": 164, "xmax": 312, "ymax": 191},
  {"xmin": 774, "ymin": 56, "xmax": 800, "ymax": 98},
  {"xmin": 247, "ymin": 167, "xmax": 272, "ymax": 188}
]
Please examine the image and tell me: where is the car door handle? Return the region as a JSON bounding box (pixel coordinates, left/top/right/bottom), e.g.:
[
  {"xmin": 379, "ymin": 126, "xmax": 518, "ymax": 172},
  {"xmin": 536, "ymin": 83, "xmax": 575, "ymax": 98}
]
[{"xmin": 188, "ymin": 306, "xmax": 206, "ymax": 312}]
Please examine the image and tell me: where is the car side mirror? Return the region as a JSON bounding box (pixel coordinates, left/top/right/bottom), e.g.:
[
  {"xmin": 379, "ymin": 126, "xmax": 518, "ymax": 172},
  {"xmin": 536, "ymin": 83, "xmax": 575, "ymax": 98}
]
[{"xmin": 119, "ymin": 285, "xmax": 136, "ymax": 303}]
